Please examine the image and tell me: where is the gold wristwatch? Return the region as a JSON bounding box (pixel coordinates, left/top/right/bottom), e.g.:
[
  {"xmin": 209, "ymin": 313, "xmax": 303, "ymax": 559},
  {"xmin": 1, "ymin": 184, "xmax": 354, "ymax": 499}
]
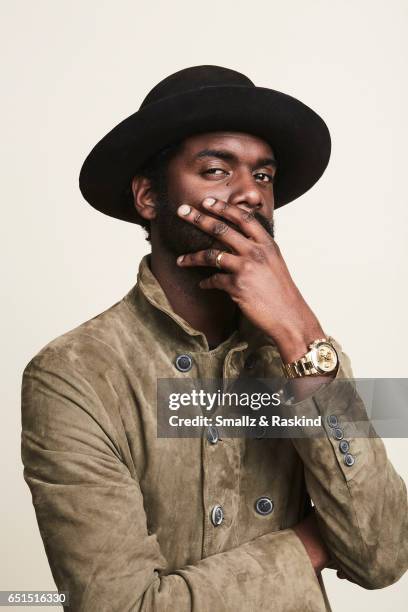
[{"xmin": 282, "ymin": 338, "xmax": 339, "ymax": 378}]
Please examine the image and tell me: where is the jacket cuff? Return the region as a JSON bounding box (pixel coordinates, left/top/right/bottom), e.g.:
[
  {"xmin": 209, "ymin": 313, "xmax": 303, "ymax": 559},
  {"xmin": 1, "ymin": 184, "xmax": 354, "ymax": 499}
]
[{"xmin": 280, "ymin": 338, "xmax": 371, "ymax": 481}]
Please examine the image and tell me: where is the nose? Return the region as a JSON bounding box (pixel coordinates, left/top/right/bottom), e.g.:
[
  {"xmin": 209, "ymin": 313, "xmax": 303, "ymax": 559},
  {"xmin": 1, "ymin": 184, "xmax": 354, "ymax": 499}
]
[{"xmin": 228, "ymin": 169, "xmax": 263, "ymax": 211}]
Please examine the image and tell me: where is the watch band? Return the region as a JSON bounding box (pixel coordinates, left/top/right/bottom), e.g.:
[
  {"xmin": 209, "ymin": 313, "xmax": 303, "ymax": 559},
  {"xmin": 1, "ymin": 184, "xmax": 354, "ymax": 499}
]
[
  {"xmin": 282, "ymin": 356, "xmax": 321, "ymax": 379},
  {"xmin": 282, "ymin": 338, "xmax": 338, "ymax": 379}
]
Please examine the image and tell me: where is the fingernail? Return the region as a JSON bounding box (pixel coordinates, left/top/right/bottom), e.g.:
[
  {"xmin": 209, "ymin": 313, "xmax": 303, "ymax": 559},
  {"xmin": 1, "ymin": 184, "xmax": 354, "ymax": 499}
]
[
  {"xmin": 202, "ymin": 197, "xmax": 216, "ymax": 207},
  {"xmin": 178, "ymin": 204, "xmax": 191, "ymax": 216},
  {"xmin": 177, "ymin": 255, "xmax": 185, "ymax": 264}
]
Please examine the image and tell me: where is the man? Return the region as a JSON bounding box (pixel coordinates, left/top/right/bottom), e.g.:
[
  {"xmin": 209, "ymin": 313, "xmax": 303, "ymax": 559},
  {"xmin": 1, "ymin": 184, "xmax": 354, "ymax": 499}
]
[{"xmin": 21, "ymin": 65, "xmax": 408, "ymax": 611}]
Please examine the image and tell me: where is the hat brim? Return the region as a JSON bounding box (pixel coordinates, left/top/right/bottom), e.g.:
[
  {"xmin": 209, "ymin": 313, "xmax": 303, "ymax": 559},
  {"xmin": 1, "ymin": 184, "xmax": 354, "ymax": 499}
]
[{"xmin": 79, "ymin": 85, "xmax": 331, "ymax": 224}]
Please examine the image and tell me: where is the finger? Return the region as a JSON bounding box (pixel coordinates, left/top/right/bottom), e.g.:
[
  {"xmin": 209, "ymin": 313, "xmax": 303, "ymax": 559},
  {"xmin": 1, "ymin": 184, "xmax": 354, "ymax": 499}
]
[
  {"xmin": 198, "ymin": 271, "xmax": 234, "ymax": 291},
  {"xmin": 202, "ymin": 197, "xmax": 273, "ymax": 245},
  {"xmin": 177, "ymin": 248, "xmax": 241, "ymax": 273},
  {"xmin": 177, "ymin": 203, "xmax": 251, "ymax": 255}
]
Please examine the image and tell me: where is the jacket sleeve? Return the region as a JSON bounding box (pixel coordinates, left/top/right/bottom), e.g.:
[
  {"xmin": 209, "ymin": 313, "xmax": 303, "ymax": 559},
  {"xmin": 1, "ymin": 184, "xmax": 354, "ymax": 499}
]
[
  {"xmin": 285, "ymin": 338, "xmax": 408, "ymax": 589},
  {"xmin": 21, "ymin": 350, "xmax": 327, "ymax": 612}
]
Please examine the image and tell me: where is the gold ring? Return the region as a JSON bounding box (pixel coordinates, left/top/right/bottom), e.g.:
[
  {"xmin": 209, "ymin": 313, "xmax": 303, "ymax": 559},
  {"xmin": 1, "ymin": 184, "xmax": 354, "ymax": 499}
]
[{"xmin": 215, "ymin": 251, "xmax": 224, "ymax": 269}]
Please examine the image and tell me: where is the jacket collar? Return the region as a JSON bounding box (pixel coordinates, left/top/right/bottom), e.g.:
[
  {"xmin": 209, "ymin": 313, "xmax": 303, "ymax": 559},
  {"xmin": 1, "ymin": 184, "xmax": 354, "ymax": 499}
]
[{"xmin": 125, "ymin": 254, "xmax": 274, "ymax": 354}]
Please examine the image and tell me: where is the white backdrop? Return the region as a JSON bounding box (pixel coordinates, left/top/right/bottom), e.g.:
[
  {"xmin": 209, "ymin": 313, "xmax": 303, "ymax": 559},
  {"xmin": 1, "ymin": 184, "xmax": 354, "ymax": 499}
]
[{"xmin": 2, "ymin": 1, "xmax": 407, "ymax": 609}]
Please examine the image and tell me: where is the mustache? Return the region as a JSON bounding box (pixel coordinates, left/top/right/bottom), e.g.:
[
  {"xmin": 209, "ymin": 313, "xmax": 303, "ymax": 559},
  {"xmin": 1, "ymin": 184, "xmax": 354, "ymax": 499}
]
[{"xmin": 253, "ymin": 210, "xmax": 274, "ymax": 237}]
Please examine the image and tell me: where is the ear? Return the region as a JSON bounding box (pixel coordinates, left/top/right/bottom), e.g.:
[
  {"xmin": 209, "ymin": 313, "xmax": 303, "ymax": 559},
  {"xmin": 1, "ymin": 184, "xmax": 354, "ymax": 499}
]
[{"xmin": 131, "ymin": 176, "xmax": 157, "ymax": 221}]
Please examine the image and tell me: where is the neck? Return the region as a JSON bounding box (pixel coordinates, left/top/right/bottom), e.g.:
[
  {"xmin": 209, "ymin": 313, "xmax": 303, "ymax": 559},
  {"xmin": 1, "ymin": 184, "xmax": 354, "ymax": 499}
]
[{"xmin": 149, "ymin": 245, "xmax": 238, "ymax": 348}]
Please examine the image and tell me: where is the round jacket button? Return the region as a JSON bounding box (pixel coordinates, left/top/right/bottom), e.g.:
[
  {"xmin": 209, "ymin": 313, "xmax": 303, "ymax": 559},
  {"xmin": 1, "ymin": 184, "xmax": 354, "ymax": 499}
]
[
  {"xmin": 175, "ymin": 354, "xmax": 193, "ymax": 372},
  {"xmin": 333, "ymin": 427, "xmax": 344, "ymax": 440},
  {"xmin": 255, "ymin": 496, "xmax": 274, "ymax": 516},
  {"xmin": 339, "ymin": 440, "xmax": 350, "ymax": 454},
  {"xmin": 327, "ymin": 415, "xmax": 338, "ymax": 428},
  {"xmin": 207, "ymin": 426, "xmax": 219, "ymax": 444},
  {"xmin": 211, "ymin": 504, "xmax": 224, "ymax": 526},
  {"xmin": 344, "ymin": 453, "xmax": 355, "ymax": 467}
]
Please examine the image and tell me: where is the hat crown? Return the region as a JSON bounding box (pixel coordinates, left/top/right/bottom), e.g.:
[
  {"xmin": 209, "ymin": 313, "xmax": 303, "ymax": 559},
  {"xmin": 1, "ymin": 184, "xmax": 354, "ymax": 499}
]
[{"xmin": 140, "ymin": 65, "xmax": 254, "ymax": 109}]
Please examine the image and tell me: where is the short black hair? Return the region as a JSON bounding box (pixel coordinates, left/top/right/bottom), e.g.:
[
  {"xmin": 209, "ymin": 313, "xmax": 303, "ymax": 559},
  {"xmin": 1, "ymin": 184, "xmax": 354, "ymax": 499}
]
[{"xmin": 129, "ymin": 141, "xmax": 184, "ymax": 242}]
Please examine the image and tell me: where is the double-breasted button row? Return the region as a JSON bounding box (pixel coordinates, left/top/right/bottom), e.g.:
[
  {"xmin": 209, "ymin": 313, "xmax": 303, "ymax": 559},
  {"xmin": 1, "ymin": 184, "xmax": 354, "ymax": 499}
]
[
  {"xmin": 326, "ymin": 414, "xmax": 355, "ymax": 466},
  {"xmin": 210, "ymin": 496, "xmax": 274, "ymax": 527}
]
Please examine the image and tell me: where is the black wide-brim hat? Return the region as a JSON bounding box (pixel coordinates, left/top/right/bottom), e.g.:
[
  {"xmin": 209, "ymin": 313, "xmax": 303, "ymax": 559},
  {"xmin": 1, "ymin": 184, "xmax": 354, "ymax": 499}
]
[{"xmin": 79, "ymin": 65, "xmax": 331, "ymax": 224}]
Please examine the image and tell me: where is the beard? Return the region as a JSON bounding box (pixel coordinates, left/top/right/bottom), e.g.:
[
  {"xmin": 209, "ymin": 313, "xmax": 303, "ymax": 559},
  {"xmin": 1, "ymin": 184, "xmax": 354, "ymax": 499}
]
[{"xmin": 153, "ymin": 188, "xmax": 275, "ymax": 258}]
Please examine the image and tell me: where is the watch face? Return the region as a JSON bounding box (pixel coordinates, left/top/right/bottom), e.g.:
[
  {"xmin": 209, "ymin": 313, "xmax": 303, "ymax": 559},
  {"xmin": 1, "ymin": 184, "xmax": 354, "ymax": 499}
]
[{"xmin": 311, "ymin": 343, "xmax": 338, "ymax": 373}]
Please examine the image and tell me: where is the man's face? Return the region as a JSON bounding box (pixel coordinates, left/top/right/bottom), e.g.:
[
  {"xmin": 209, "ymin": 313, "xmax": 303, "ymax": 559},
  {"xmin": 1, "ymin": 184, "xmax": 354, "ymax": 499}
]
[{"xmin": 151, "ymin": 131, "xmax": 277, "ymax": 256}]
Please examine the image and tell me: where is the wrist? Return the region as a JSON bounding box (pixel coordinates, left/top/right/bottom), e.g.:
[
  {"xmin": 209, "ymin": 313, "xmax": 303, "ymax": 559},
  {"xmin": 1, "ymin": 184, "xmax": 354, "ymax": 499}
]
[{"xmin": 274, "ymin": 326, "xmax": 326, "ymax": 364}]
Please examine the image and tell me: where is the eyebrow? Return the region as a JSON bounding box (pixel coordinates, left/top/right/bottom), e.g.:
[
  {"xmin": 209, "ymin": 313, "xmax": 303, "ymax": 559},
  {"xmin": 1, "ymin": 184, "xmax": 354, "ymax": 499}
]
[{"xmin": 193, "ymin": 148, "xmax": 277, "ymax": 170}]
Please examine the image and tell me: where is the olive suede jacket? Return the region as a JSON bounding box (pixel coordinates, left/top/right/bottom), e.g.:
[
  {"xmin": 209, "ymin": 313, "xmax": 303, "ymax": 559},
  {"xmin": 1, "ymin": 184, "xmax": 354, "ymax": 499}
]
[{"xmin": 21, "ymin": 253, "xmax": 408, "ymax": 611}]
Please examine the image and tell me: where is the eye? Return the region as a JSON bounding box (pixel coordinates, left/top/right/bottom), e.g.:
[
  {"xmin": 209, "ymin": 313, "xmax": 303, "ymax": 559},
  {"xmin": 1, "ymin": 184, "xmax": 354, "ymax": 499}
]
[
  {"xmin": 203, "ymin": 167, "xmax": 229, "ymax": 176},
  {"xmin": 254, "ymin": 172, "xmax": 274, "ymax": 183}
]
